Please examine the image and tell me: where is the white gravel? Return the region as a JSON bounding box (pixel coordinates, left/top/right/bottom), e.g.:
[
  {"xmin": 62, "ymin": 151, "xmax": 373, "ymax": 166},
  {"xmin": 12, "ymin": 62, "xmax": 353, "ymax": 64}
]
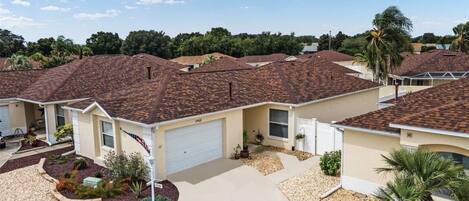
[
  {"xmin": 278, "ymin": 166, "xmax": 340, "ymax": 201},
  {"xmin": 0, "ymin": 164, "xmax": 56, "ymax": 201}
]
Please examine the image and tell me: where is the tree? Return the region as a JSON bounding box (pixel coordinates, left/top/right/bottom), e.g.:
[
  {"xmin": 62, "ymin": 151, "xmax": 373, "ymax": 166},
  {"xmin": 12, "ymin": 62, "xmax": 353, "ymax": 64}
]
[
  {"xmin": 451, "ymin": 22, "xmax": 469, "ymax": 52},
  {"xmin": 360, "ymin": 6, "xmax": 413, "ymax": 83},
  {"xmin": 318, "ymin": 34, "xmax": 331, "ymax": 51},
  {"xmin": 421, "ymin": 33, "xmax": 439, "ymax": 43},
  {"xmin": 0, "ymin": 29, "xmax": 25, "ymax": 57},
  {"xmin": 332, "ymin": 31, "xmax": 349, "ymax": 50},
  {"xmin": 86, "ymin": 32, "xmax": 122, "ymax": 55},
  {"xmin": 296, "ymin": 35, "xmax": 318, "ymax": 44},
  {"xmin": 6, "ymin": 54, "xmax": 32, "ymax": 70},
  {"xmin": 121, "ymin": 30, "xmax": 173, "ymax": 58},
  {"xmin": 26, "ymin": 37, "xmax": 55, "ymax": 56},
  {"xmin": 376, "ymin": 149, "xmax": 465, "ymax": 200},
  {"xmin": 338, "ymin": 37, "xmax": 367, "ymax": 55}
]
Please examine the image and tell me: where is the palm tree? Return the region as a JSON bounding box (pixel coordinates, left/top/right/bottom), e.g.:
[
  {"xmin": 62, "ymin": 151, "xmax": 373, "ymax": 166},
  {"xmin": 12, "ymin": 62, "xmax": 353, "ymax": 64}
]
[
  {"xmin": 451, "ymin": 22, "xmax": 469, "ymax": 52},
  {"xmin": 6, "ymin": 54, "xmax": 32, "ymax": 70},
  {"xmin": 376, "ymin": 149, "xmax": 464, "ymax": 200},
  {"xmin": 359, "ymin": 6, "xmax": 412, "ymax": 83}
]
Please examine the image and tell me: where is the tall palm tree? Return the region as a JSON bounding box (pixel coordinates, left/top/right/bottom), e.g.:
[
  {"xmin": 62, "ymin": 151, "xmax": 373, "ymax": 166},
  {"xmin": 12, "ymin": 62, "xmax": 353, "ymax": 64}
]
[
  {"xmin": 6, "ymin": 54, "xmax": 32, "ymax": 70},
  {"xmin": 451, "ymin": 22, "xmax": 469, "ymax": 52},
  {"xmin": 376, "ymin": 149, "xmax": 464, "ymax": 200}
]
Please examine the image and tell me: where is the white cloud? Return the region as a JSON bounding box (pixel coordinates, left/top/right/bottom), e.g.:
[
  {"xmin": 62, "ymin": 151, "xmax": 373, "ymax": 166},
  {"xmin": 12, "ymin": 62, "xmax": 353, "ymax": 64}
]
[
  {"xmin": 136, "ymin": 0, "xmax": 184, "ymax": 5},
  {"xmin": 0, "ymin": 4, "xmax": 40, "ymax": 28},
  {"xmin": 41, "ymin": 5, "xmax": 70, "ymax": 12},
  {"xmin": 74, "ymin": 9, "xmax": 120, "ymax": 20},
  {"xmin": 11, "ymin": 0, "xmax": 30, "ymax": 6},
  {"xmin": 0, "ymin": 6, "xmax": 10, "ymax": 14},
  {"xmin": 125, "ymin": 5, "xmax": 137, "ymax": 10}
]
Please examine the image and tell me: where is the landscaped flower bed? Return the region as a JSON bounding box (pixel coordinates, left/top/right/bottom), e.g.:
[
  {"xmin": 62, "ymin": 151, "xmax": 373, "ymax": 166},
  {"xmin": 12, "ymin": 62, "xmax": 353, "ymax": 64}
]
[
  {"xmin": 18, "ymin": 139, "xmax": 49, "ymax": 152},
  {"xmin": 44, "ymin": 153, "xmax": 179, "ymax": 201}
]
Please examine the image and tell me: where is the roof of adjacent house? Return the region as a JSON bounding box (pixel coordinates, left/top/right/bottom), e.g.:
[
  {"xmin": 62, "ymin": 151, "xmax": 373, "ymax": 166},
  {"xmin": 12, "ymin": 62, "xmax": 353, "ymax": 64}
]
[
  {"xmin": 392, "ymin": 50, "xmax": 469, "ymax": 76},
  {"xmin": 0, "ymin": 69, "xmax": 45, "ymax": 99},
  {"xmin": 170, "ymin": 52, "xmax": 235, "ymax": 65},
  {"xmin": 297, "ymin": 50, "xmax": 354, "ymax": 62},
  {"xmin": 16, "ymin": 54, "xmax": 183, "ymax": 103},
  {"xmin": 70, "ymin": 59, "xmax": 378, "ymax": 124},
  {"xmin": 336, "ymin": 77, "xmax": 469, "ymax": 134},
  {"xmin": 189, "ymin": 56, "xmax": 253, "ymax": 73},
  {"xmin": 0, "ymin": 58, "xmax": 43, "ymax": 71},
  {"xmin": 237, "ymin": 53, "xmax": 289, "ymax": 63}
]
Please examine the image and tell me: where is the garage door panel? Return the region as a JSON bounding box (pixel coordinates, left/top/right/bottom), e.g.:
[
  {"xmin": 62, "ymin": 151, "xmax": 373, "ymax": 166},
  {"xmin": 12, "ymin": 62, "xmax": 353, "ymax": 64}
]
[{"xmin": 165, "ymin": 120, "xmax": 223, "ymax": 174}]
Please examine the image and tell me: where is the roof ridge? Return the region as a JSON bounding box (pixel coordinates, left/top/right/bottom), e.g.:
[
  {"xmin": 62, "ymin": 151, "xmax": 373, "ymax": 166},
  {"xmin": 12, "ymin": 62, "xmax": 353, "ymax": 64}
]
[{"xmin": 147, "ymin": 73, "xmax": 174, "ymax": 123}]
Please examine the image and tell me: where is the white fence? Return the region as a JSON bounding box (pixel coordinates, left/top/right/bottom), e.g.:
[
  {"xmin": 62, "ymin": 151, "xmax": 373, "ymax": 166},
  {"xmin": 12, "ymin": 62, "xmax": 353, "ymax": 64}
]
[{"xmin": 296, "ymin": 118, "xmax": 342, "ymax": 155}]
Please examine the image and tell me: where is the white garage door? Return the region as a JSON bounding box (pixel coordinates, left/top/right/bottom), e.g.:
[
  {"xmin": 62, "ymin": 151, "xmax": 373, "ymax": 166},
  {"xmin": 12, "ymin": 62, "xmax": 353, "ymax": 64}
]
[
  {"xmin": 0, "ymin": 106, "xmax": 11, "ymax": 137},
  {"xmin": 165, "ymin": 120, "xmax": 223, "ymax": 175}
]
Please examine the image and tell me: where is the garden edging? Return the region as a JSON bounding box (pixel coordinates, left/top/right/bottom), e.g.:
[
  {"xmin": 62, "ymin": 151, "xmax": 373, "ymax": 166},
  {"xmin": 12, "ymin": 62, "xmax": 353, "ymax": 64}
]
[{"xmin": 37, "ymin": 158, "xmax": 102, "ymax": 201}]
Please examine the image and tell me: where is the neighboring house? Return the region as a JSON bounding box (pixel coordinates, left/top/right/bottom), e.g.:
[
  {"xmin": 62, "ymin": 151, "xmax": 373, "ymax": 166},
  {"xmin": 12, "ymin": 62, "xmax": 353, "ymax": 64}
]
[
  {"xmin": 0, "ymin": 57, "xmax": 43, "ymax": 71},
  {"xmin": 170, "ymin": 52, "xmax": 235, "ymax": 71},
  {"xmin": 0, "ymin": 54, "xmax": 183, "ymax": 145},
  {"xmin": 189, "ymin": 56, "xmax": 253, "ymax": 73},
  {"xmin": 301, "ymin": 42, "xmax": 319, "ymax": 54},
  {"xmin": 237, "ymin": 53, "xmax": 291, "ymax": 67},
  {"xmin": 297, "ymin": 50, "xmax": 373, "ymax": 80},
  {"xmin": 411, "ymin": 43, "xmax": 452, "ymax": 54},
  {"xmin": 332, "ymin": 78, "xmax": 468, "ymax": 199},
  {"xmin": 63, "ymin": 58, "xmax": 380, "ymax": 179}
]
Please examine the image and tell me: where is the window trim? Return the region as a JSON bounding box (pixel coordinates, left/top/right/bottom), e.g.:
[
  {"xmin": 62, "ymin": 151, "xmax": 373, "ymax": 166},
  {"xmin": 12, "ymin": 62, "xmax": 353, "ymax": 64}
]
[
  {"xmin": 55, "ymin": 104, "xmax": 65, "ymax": 128},
  {"xmin": 100, "ymin": 120, "xmax": 114, "ymax": 149},
  {"xmin": 268, "ymin": 109, "xmax": 289, "ymax": 140}
]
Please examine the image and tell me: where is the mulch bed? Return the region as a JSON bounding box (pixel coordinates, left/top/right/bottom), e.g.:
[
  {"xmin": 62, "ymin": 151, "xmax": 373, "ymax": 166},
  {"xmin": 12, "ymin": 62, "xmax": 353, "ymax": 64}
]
[
  {"xmin": 262, "ymin": 145, "xmax": 314, "ymax": 161},
  {"xmin": 0, "ymin": 146, "xmax": 73, "ymax": 174},
  {"xmin": 44, "ymin": 154, "xmax": 179, "ymax": 201},
  {"xmin": 17, "ymin": 140, "xmax": 49, "ymax": 152}
]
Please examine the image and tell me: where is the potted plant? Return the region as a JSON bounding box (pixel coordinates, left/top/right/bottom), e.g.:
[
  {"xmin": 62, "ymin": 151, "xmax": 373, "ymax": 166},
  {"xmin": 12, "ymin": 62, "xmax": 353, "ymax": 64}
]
[
  {"xmin": 255, "ymin": 130, "xmax": 264, "ymax": 145},
  {"xmin": 0, "ymin": 136, "xmax": 6, "ymax": 149},
  {"xmin": 295, "ymin": 133, "xmax": 306, "ymax": 151},
  {"xmin": 240, "ymin": 131, "xmax": 250, "ymax": 158},
  {"xmin": 233, "ymin": 144, "xmax": 241, "ymax": 160}
]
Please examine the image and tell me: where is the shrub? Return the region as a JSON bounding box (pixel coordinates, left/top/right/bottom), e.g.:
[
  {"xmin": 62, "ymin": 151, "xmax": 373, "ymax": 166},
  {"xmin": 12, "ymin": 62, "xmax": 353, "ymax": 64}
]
[
  {"xmin": 141, "ymin": 195, "xmax": 171, "ymax": 201},
  {"xmin": 130, "ymin": 181, "xmax": 144, "ymax": 198},
  {"xmin": 76, "ymin": 180, "xmax": 124, "ymax": 199},
  {"xmin": 320, "ymin": 151, "xmax": 341, "ymax": 176},
  {"xmin": 54, "ymin": 124, "xmax": 73, "ymax": 142},
  {"xmin": 48, "ymin": 154, "xmax": 69, "ymax": 164},
  {"xmin": 104, "ymin": 151, "xmax": 149, "ymax": 183},
  {"xmin": 94, "ymin": 171, "xmax": 104, "ymax": 178},
  {"xmin": 73, "ymin": 158, "xmax": 88, "ymax": 170},
  {"xmin": 25, "ymin": 134, "xmax": 38, "ymax": 146}
]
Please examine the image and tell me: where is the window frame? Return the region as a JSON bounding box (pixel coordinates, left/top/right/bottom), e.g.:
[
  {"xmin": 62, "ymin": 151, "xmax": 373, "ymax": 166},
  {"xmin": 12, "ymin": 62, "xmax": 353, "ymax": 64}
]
[
  {"xmin": 100, "ymin": 120, "xmax": 114, "ymax": 149},
  {"xmin": 268, "ymin": 109, "xmax": 289, "ymax": 140},
  {"xmin": 55, "ymin": 104, "xmax": 65, "ymax": 128}
]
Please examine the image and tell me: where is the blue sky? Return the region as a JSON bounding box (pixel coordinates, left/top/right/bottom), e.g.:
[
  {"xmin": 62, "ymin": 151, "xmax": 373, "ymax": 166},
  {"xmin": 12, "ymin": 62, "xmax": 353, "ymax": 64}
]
[{"xmin": 1, "ymin": 0, "xmax": 468, "ymax": 44}]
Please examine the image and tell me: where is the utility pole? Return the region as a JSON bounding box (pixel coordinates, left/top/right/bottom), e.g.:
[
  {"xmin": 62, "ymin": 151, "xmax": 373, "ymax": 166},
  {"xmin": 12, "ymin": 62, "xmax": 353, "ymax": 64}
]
[{"xmin": 328, "ymin": 30, "xmax": 332, "ymax": 50}]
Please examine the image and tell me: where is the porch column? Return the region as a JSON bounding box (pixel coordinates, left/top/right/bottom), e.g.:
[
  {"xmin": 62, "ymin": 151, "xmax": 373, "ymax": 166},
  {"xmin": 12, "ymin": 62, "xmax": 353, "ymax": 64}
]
[
  {"xmin": 112, "ymin": 120, "xmax": 122, "ymax": 154},
  {"xmin": 44, "ymin": 104, "xmax": 58, "ymax": 145}
]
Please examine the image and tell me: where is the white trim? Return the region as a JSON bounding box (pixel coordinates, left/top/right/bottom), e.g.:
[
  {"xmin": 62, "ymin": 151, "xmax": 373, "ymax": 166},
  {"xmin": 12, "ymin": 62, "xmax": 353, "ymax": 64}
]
[
  {"xmin": 331, "ymin": 124, "xmax": 400, "ymax": 138},
  {"xmin": 83, "ymin": 102, "xmax": 113, "ymax": 120},
  {"xmin": 16, "ymin": 97, "xmax": 89, "ymax": 105},
  {"xmin": 100, "ymin": 120, "xmax": 115, "ymax": 149},
  {"xmin": 389, "ymin": 123, "xmax": 469, "ymax": 139},
  {"xmin": 62, "ymin": 106, "xmax": 84, "ymax": 112},
  {"xmin": 342, "ymin": 175, "xmax": 381, "ymax": 195},
  {"xmin": 268, "ymin": 108, "xmax": 289, "ymax": 140}
]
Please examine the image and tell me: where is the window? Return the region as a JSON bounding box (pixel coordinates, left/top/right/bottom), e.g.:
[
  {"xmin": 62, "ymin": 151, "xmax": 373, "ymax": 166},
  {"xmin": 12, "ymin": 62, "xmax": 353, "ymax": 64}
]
[
  {"xmin": 101, "ymin": 121, "xmax": 114, "ymax": 148},
  {"xmin": 438, "ymin": 152, "xmax": 469, "ymax": 174},
  {"xmin": 269, "ymin": 109, "xmax": 288, "ymax": 139},
  {"xmin": 56, "ymin": 105, "xmax": 65, "ymax": 128}
]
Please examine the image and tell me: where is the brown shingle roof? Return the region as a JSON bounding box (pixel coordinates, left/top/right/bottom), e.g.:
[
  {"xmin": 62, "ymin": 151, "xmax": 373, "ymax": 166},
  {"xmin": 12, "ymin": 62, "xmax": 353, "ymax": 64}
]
[
  {"xmin": 0, "ymin": 69, "xmax": 45, "ymax": 99},
  {"xmin": 336, "ymin": 77, "xmax": 469, "ymax": 134},
  {"xmin": 392, "ymin": 50, "xmax": 469, "ymax": 76},
  {"xmin": 189, "ymin": 57, "xmax": 253, "ymax": 73},
  {"xmin": 297, "ymin": 50, "xmax": 354, "ymax": 62},
  {"xmin": 171, "ymin": 53, "xmax": 234, "ymax": 65},
  {"xmin": 16, "ymin": 54, "xmax": 183, "ymax": 103},
  {"xmin": 237, "ymin": 53, "xmax": 289, "ymax": 63},
  {"xmin": 70, "ymin": 59, "xmax": 378, "ymax": 124}
]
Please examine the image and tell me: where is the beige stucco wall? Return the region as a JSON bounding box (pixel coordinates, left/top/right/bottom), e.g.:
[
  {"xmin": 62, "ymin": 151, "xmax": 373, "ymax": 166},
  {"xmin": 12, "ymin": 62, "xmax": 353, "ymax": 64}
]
[
  {"xmin": 379, "ymin": 85, "xmax": 431, "ymax": 99},
  {"xmin": 343, "ymin": 129, "xmax": 400, "ymax": 186},
  {"xmin": 155, "ymin": 109, "xmax": 243, "ymax": 179},
  {"xmin": 296, "ymin": 88, "xmax": 379, "ymax": 123},
  {"xmin": 8, "ymin": 102, "xmax": 27, "ymax": 133},
  {"xmin": 400, "ymin": 129, "xmax": 469, "ymax": 155},
  {"xmin": 334, "ymin": 61, "xmax": 374, "ymax": 81},
  {"xmin": 243, "ymin": 104, "xmax": 295, "ymax": 150}
]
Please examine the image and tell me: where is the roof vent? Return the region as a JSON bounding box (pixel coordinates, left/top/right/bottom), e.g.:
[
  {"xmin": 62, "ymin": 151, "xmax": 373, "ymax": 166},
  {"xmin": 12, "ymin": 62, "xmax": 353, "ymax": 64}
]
[
  {"xmin": 229, "ymin": 82, "xmax": 233, "ymax": 101},
  {"xmin": 146, "ymin": 66, "xmax": 151, "ymax": 80}
]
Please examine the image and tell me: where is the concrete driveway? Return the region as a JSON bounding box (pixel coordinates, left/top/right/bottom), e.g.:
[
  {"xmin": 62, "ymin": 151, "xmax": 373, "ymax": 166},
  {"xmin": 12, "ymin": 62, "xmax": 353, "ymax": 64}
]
[
  {"xmin": 0, "ymin": 140, "xmax": 20, "ymax": 167},
  {"xmin": 168, "ymin": 159, "xmax": 289, "ymax": 201}
]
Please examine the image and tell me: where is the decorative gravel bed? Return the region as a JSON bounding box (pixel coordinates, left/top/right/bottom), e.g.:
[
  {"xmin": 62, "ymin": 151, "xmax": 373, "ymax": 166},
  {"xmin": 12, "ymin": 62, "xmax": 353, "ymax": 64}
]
[
  {"xmin": 324, "ymin": 189, "xmax": 378, "ymax": 201},
  {"xmin": 262, "ymin": 145, "xmax": 314, "ymax": 161},
  {"xmin": 241, "ymin": 151, "xmax": 284, "ymax": 175},
  {"xmin": 45, "ymin": 154, "xmax": 179, "ymax": 201},
  {"xmin": 279, "ymin": 166, "xmax": 340, "ymax": 201},
  {"xmin": 18, "ymin": 140, "xmax": 49, "ymax": 152},
  {"xmin": 0, "ymin": 146, "xmax": 73, "ymax": 174},
  {"xmin": 0, "ymin": 164, "xmax": 56, "ymax": 201}
]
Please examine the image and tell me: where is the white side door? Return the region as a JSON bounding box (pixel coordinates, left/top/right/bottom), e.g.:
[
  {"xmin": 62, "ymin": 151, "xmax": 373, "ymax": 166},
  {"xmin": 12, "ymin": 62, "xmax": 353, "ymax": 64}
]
[
  {"xmin": 165, "ymin": 120, "xmax": 223, "ymax": 175},
  {"xmin": 0, "ymin": 106, "xmax": 11, "ymax": 137}
]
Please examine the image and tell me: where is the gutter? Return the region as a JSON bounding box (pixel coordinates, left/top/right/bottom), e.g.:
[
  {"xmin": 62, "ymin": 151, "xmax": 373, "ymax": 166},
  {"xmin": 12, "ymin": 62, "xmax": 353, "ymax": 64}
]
[{"xmin": 331, "ymin": 124, "xmax": 400, "ymax": 138}]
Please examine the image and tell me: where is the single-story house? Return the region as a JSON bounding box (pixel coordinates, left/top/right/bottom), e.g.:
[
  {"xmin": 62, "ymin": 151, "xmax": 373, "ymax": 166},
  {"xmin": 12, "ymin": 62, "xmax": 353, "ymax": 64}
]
[
  {"xmin": 300, "ymin": 42, "xmax": 319, "ymax": 54},
  {"xmin": 333, "ymin": 77, "xmax": 468, "ymax": 199},
  {"xmin": 63, "ymin": 57, "xmax": 380, "ymax": 179},
  {"xmin": 0, "ymin": 54, "xmax": 183, "ymax": 145},
  {"xmin": 170, "ymin": 52, "xmax": 234, "ymax": 71},
  {"xmin": 237, "ymin": 53, "xmax": 293, "ymax": 67}
]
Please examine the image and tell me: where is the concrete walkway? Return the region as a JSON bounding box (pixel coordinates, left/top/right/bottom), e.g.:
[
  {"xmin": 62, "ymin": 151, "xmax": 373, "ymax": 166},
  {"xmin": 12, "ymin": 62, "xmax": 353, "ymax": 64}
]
[
  {"xmin": 0, "ymin": 141, "xmax": 20, "ymax": 167},
  {"xmin": 10, "ymin": 142, "xmax": 72, "ymax": 160},
  {"xmin": 169, "ymin": 152, "xmax": 320, "ymax": 201}
]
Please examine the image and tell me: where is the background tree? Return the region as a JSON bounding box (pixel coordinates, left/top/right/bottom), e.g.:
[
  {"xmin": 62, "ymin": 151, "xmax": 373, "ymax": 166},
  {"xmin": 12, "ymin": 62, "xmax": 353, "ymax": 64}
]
[
  {"xmin": 0, "ymin": 29, "xmax": 25, "ymax": 57},
  {"xmin": 451, "ymin": 22, "xmax": 469, "ymax": 52},
  {"xmin": 338, "ymin": 37, "xmax": 367, "ymax": 55},
  {"xmin": 296, "ymin": 35, "xmax": 318, "ymax": 44},
  {"xmin": 26, "ymin": 37, "xmax": 55, "ymax": 56},
  {"xmin": 121, "ymin": 30, "xmax": 173, "ymax": 58},
  {"xmin": 332, "ymin": 31, "xmax": 349, "ymax": 50},
  {"xmin": 6, "ymin": 54, "xmax": 32, "ymax": 70},
  {"xmin": 86, "ymin": 32, "xmax": 122, "ymax": 55},
  {"xmin": 317, "ymin": 34, "xmax": 331, "ymax": 51}
]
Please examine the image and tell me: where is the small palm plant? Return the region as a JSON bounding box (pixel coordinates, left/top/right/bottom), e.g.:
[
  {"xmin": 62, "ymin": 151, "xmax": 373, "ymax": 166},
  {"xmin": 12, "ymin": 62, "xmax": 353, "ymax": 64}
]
[
  {"xmin": 7, "ymin": 54, "xmax": 32, "ymax": 70},
  {"xmin": 375, "ymin": 148, "xmax": 465, "ymax": 201}
]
